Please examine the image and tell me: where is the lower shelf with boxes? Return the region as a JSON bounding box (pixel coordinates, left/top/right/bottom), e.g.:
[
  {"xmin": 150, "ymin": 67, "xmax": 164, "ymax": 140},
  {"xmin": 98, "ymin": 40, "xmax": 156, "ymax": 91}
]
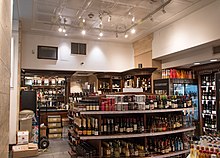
[{"xmin": 48, "ymin": 115, "xmax": 62, "ymax": 139}]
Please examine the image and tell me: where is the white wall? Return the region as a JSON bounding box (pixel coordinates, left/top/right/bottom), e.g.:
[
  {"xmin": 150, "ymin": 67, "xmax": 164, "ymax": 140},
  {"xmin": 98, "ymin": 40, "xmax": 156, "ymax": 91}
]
[
  {"xmin": 9, "ymin": 20, "xmax": 19, "ymax": 144},
  {"xmin": 152, "ymin": 0, "xmax": 220, "ymax": 59},
  {"xmin": 21, "ymin": 34, "xmax": 134, "ymax": 72}
]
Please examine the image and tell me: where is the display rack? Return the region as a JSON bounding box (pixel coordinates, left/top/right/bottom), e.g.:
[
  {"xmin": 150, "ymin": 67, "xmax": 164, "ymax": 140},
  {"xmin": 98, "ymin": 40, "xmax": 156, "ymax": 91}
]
[{"xmin": 68, "ymin": 93, "xmax": 195, "ymax": 158}]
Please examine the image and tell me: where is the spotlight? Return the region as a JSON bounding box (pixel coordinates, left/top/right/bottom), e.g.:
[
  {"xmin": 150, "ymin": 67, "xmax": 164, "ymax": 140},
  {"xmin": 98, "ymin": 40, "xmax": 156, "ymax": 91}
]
[
  {"xmin": 65, "ymin": 33, "xmax": 68, "ymax": 36},
  {"xmin": 62, "ymin": 28, "xmax": 66, "ymax": 33},
  {"xmin": 82, "ymin": 18, "xmax": 86, "ymax": 23},
  {"xmin": 132, "ymin": 16, "xmax": 135, "ymax": 22},
  {"xmin": 58, "ymin": 27, "xmax": 62, "ymax": 32},
  {"xmin": 81, "ymin": 30, "xmax": 86, "ymax": 35},
  {"xmin": 125, "ymin": 33, "xmax": 128, "ymax": 38},
  {"xmin": 99, "ymin": 32, "xmax": 103, "ymax": 37},
  {"xmin": 108, "ymin": 15, "xmax": 111, "ymax": 22},
  {"xmin": 131, "ymin": 28, "xmax": 136, "ymax": 34}
]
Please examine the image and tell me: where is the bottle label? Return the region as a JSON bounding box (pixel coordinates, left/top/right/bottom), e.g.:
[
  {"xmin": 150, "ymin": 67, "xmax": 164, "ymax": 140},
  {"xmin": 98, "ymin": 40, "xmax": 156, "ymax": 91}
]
[
  {"xmin": 104, "ymin": 125, "xmax": 107, "ymax": 132},
  {"xmin": 96, "ymin": 105, "xmax": 100, "ymax": 111},
  {"xmin": 120, "ymin": 128, "xmax": 124, "ymax": 133},
  {"xmin": 141, "ymin": 126, "xmax": 144, "ymax": 132},
  {"xmin": 134, "ymin": 124, "xmax": 137, "ymax": 131},
  {"xmin": 94, "ymin": 131, "xmax": 98, "ymax": 136},
  {"xmin": 115, "ymin": 125, "xmax": 119, "ymax": 132},
  {"xmin": 146, "ymin": 104, "xmax": 150, "ymax": 110}
]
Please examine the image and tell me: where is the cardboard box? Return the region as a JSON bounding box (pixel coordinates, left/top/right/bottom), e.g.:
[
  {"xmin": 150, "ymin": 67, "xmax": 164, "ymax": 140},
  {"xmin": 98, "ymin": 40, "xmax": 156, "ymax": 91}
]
[
  {"xmin": 12, "ymin": 143, "xmax": 38, "ymax": 158},
  {"xmin": 17, "ymin": 131, "xmax": 29, "ymax": 145}
]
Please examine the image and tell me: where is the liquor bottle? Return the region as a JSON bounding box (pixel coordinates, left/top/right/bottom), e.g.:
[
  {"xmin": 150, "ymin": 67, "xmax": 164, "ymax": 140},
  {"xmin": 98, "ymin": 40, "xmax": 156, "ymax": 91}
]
[
  {"xmin": 133, "ymin": 118, "xmax": 138, "ymax": 133},
  {"xmin": 111, "ymin": 118, "xmax": 115, "ymax": 134},
  {"xmin": 130, "ymin": 118, "xmax": 133, "ymax": 133},
  {"xmin": 126, "ymin": 118, "xmax": 130, "ymax": 133},
  {"xmin": 107, "ymin": 119, "xmax": 111, "ymax": 134},
  {"xmin": 103, "ymin": 118, "xmax": 107, "ymax": 135},
  {"xmin": 91, "ymin": 117, "xmax": 95, "ymax": 135},
  {"xmin": 115, "ymin": 118, "xmax": 119, "ymax": 133},
  {"xmin": 123, "ymin": 118, "xmax": 127, "ymax": 133},
  {"xmin": 140, "ymin": 117, "xmax": 144, "ymax": 133},
  {"xmin": 78, "ymin": 117, "xmax": 83, "ymax": 136},
  {"xmin": 119, "ymin": 118, "xmax": 124, "ymax": 133},
  {"xmin": 87, "ymin": 117, "xmax": 92, "ymax": 136},
  {"xmin": 82, "ymin": 118, "xmax": 87, "ymax": 136},
  {"xmin": 125, "ymin": 143, "xmax": 130, "ymax": 157},
  {"xmin": 145, "ymin": 98, "xmax": 150, "ymax": 110},
  {"xmin": 94, "ymin": 118, "xmax": 99, "ymax": 136}
]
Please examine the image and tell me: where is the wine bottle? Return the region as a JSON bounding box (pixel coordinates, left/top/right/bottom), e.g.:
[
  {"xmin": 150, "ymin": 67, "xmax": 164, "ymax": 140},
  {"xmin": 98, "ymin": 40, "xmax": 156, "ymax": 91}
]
[{"xmin": 94, "ymin": 118, "xmax": 99, "ymax": 136}]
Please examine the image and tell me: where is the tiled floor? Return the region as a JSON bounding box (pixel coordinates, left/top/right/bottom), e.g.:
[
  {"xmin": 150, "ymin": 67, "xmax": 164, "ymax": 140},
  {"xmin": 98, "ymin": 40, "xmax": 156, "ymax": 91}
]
[{"xmin": 31, "ymin": 138, "xmax": 71, "ymax": 158}]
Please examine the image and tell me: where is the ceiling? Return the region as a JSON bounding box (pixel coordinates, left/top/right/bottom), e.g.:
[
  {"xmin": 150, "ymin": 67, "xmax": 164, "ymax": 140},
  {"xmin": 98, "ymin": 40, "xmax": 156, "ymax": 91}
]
[{"xmin": 13, "ymin": 0, "xmax": 215, "ymax": 43}]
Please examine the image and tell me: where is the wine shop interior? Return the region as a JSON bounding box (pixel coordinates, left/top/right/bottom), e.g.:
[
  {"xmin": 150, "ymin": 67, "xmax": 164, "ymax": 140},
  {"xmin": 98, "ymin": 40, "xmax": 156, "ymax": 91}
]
[{"xmin": 2, "ymin": 0, "xmax": 220, "ymax": 158}]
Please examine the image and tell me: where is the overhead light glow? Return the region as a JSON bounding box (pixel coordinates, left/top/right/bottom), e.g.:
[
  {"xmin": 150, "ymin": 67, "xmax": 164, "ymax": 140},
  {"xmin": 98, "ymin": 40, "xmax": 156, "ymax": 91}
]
[
  {"xmin": 81, "ymin": 30, "xmax": 86, "ymax": 35},
  {"xmin": 65, "ymin": 33, "xmax": 68, "ymax": 36},
  {"xmin": 62, "ymin": 28, "xmax": 66, "ymax": 33},
  {"xmin": 125, "ymin": 33, "xmax": 128, "ymax": 38},
  {"xmin": 98, "ymin": 37, "xmax": 100, "ymax": 40},
  {"xmin": 58, "ymin": 27, "xmax": 62, "ymax": 32},
  {"xmin": 131, "ymin": 28, "xmax": 136, "ymax": 34},
  {"xmin": 132, "ymin": 16, "xmax": 135, "ymax": 22},
  {"xmin": 99, "ymin": 32, "xmax": 103, "ymax": 37},
  {"xmin": 108, "ymin": 15, "xmax": 111, "ymax": 22},
  {"xmin": 194, "ymin": 62, "xmax": 200, "ymax": 65},
  {"xmin": 82, "ymin": 19, "xmax": 86, "ymax": 23},
  {"xmin": 210, "ymin": 59, "xmax": 217, "ymax": 62}
]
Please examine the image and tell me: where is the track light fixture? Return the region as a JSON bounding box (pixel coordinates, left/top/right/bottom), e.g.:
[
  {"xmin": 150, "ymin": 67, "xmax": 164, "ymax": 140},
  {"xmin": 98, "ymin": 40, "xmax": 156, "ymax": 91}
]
[
  {"xmin": 58, "ymin": 27, "xmax": 62, "ymax": 32},
  {"xmin": 124, "ymin": 33, "xmax": 128, "ymax": 38},
  {"xmin": 131, "ymin": 28, "xmax": 136, "ymax": 34},
  {"xmin": 99, "ymin": 31, "xmax": 103, "ymax": 37},
  {"xmin": 162, "ymin": 7, "xmax": 166, "ymax": 14}
]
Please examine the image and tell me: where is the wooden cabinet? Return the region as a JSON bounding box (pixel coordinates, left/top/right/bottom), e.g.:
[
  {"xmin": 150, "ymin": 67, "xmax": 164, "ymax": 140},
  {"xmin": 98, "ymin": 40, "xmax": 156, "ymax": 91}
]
[{"xmin": 96, "ymin": 68, "xmax": 157, "ymax": 94}]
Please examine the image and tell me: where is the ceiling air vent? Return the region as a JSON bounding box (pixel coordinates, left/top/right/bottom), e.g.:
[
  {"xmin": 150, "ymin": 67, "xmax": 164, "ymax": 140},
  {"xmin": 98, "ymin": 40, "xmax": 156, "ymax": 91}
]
[
  {"xmin": 71, "ymin": 42, "xmax": 86, "ymax": 55},
  {"xmin": 213, "ymin": 46, "xmax": 220, "ymax": 54}
]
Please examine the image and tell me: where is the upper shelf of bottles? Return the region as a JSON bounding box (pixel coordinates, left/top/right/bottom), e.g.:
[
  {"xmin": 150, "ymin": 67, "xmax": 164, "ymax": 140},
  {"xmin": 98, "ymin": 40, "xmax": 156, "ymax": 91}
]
[
  {"xmin": 75, "ymin": 107, "xmax": 194, "ymax": 115},
  {"xmin": 78, "ymin": 127, "xmax": 195, "ymax": 140}
]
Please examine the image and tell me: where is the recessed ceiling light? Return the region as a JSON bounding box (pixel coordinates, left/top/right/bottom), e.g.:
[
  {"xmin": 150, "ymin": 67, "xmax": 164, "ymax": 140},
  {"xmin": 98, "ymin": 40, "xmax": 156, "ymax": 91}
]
[
  {"xmin": 62, "ymin": 28, "xmax": 66, "ymax": 33},
  {"xmin": 124, "ymin": 34, "xmax": 128, "ymax": 38},
  {"xmin": 98, "ymin": 37, "xmax": 100, "ymax": 40},
  {"xmin": 64, "ymin": 33, "xmax": 68, "ymax": 36},
  {"xmin": 82, "ymin": 19, "xmax": 86, "ymax": 23},
  {"xmin": 194, "ymin": 62, "xmax": 200, "ymax": 65},
  {"xmin": 210, "ymin": 59, "xmax": 217, "ymax": 62}
]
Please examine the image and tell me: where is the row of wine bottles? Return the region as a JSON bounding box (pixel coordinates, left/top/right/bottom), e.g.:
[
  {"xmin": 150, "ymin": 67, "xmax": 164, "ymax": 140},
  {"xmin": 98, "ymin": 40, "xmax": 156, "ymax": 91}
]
[
  {"xmin": 75, "ymin": 95, "xmax": 193, "ymax": 112},
  {"xmin": 102, "ymin": 140, "xmax": 145, "ymax": 157},
  {"xmin": 202, "ymin": 100, "xmax": 216, "ymax": 114},
  {"xmin": 147, "ymin": 135, "xmax": 189, "ymax": 155},
  {"xmin": 72, "ymin": 113, "xmax": 193, "ymax": 136}
]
